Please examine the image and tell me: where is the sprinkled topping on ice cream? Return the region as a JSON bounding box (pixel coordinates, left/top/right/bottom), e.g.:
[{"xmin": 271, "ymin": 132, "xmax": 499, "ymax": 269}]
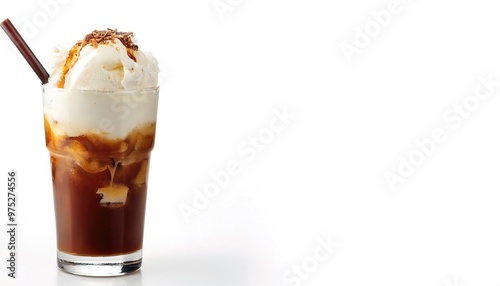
[{"xmin": 47, "ymin": 28, "xmax": 158, "ymax": 90}]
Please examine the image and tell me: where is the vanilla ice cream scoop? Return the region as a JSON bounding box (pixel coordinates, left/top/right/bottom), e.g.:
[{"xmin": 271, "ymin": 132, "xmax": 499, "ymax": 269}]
[{"xmin": 47, "ymin": 29, "xmax": 158, "ymax": 90}]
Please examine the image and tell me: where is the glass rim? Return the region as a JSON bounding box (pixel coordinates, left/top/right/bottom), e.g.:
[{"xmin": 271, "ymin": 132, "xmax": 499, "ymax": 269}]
[{"xmin": 42, "ymin": 84, "xmax": 159, "ymax": 94}]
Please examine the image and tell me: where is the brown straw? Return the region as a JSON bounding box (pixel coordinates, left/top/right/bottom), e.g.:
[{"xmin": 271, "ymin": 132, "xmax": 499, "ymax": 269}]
[{"xmin": 1, "ymin": 18, "xmax": 49, "ymax": 84}]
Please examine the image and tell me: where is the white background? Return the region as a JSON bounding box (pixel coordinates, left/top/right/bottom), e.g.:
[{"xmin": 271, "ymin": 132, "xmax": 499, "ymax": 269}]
[{"xmin": 1, "ymin": 0, "xmax": 500, "ymax": 285}]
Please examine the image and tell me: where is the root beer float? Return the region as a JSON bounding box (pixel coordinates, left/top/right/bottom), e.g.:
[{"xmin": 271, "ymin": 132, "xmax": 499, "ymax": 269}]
[{"xmin": 42, "ymin": 28, "xmax": 159, "ymax": 276}]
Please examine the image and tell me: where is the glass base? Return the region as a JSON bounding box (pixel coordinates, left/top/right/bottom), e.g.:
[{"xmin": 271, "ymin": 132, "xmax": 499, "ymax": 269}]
[{"xmin": 57, "ymin": 250, "xmax": 142, "ymax": 277}]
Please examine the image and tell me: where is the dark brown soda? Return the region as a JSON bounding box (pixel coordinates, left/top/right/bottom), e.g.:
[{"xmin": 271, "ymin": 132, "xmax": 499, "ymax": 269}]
[{"xmin": 45, "ymin": 116, "xmax": 155, "ymax": 256}]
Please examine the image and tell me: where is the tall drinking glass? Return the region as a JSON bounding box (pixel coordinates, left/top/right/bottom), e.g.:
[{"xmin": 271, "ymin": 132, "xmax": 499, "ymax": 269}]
[{"xmin": 42, "ymin": 86, "xmax": 159, "ymax": 276}]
